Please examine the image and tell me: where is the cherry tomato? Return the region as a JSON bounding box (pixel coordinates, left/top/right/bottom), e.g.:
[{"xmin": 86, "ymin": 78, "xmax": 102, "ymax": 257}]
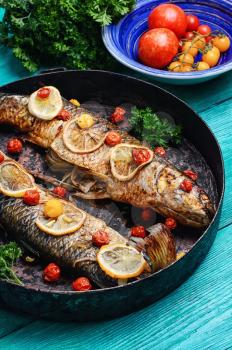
[
  {"xmin": 57, "ymin": 109, "xmax": 71, "ymax": 121},
  {"xmin": 180, "ymin": 179, "xmax": 193, "ymax": 192},
  {"xmin": 141, "ymin": 208, "xmax": 154, "ymax": 222},
  {"xmin": 23, "ymin": 189, "xmax": 40, "ymax": 206},
  {"xmin": 52, "ymin": 186, "xmax": 67, "ymax": 198},
  {"xmin": 165, "ymin": 217, "xmax": 177, "ymax": 230},
  {"xmin": 181, "ymin": 41, "xmax": 198, "ymax": 57},
  {"xmin": 212, "ymin": 35, "xmax": 231, "ymax": 53},
  {"xmin": 168, "ymin": 61, "xmax": 181, "ymax": 72},
  {"xmin": 197, "ymin": 24, "xmax": 211, "ymax": 36},
  {"xmin": 131, "ymin": 226, "xmax": 146, "ymax": 238},
  {"xmin": 179, "ymin": 53, "xmax": 194, "ymax": 66},
  {"xmin": 202, "ymin": 45, "xmax": 220, "ymax": 67},
  {"xmin": 185, "ymin": 31, "xmax": 195, "ymax": 41},
  {"xmin": 37, "ymin": 87, "xmax": 51, "ymax": 99},
  {"xmin": 92, "ymin": 230, "xmax": 110, "ymax": 247},
  {"xmin": 186, "ymin": 15, "xmax": 200, "ymax": 32},
  {"xmin": 154, "ymin": 146, "xmax": 166, "ymax": 156},
  {"xmin": 148, "ymin": 4, "xmax": 187, "ymax": 38},
  {"xmin": 72, "ymin": 277, "xmax": 92, "ymax": 291},
  {"xmin": 205, "ymin": 35, "xmax": 213, "ymax": 43},
  {"xmin": 132, "ymin": 148, "xmax": 152, "ymax": 165},
  {"xmin": 0, "ymin": 153, "xmax": 4, "ymax": 164},
  {"xmin": 111, "ymin": 107, "xmax": 126, "ymax": 124},
  {"xmin": 193, "ymin": 35, "xmax": 206, "ymax": 50},
  {"xmin": 7, "ymin": 138, "xmax": 23, "ymax": 154},
  {"xmin": 138, "ymin": 28, "xmax": 179, "ymax": 69},
  {"xmin": 105, "ymin": 131, "xmax": 122, "ymax": 147},
  {"xmin": 196, "ymin": 61, "xmax": 210, "ymax": 71},
  {"xmin": 183, "ymin": 169, "xmax": 198, "ymax": 181},
  {"xmin": 179, "ymin": 65, "xmax": 193, "ymax": 72},
  {"xmin": 43, "ymin": 263, "xmax": 61, "ymax": 282}
]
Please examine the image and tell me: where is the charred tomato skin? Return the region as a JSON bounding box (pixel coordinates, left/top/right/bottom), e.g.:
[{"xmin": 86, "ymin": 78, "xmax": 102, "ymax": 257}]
[
  {"xmin": 43, "ymin": 263, "xmax": 61, "ymax": 282},
  {"xmin": 7, "ymin": 138, "xmax": 23, "ymax": 154},
  {"xmin": 72, "ymin": 277, "xmax": 92, "ymax": 291}
]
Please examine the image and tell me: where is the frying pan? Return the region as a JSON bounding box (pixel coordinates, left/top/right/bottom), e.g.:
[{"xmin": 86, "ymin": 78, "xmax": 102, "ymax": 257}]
[{"xmin": 0, "ymin": 69, "xmax": 224, "ymax": 321}]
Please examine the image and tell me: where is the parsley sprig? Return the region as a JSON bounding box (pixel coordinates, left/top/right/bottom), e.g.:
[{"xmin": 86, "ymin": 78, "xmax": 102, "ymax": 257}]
[
  {"xmin": 0, "ymin": 242, "xmax": 23, "ymax": 285},
  {"xmin": 130, "ymin": 107, "xmax": 182, "ymax": 148}
]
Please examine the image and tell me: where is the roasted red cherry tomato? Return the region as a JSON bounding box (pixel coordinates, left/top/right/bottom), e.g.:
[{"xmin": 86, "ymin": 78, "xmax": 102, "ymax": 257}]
[
  {"xmin": 92, "ymin": 230, "xmax": 110, "ymax": 247},
  {"xmin": 183, "ymin": 169, "xmax": 198, "ymax": 181},
  {"xmin": 0, "ymin": 153, "xmax": 4, "ymax": 164},
  {"xmin": 148, "ymin": 3, "xmax": 187, "ymax": 38},
  {"xmin": 141, "ymin": 208, "xmax": 154, "ymax": 222},
  {"xmin": 138, "ymin": 28, "xmax": 179, "ymax": 69},
  {"xmin": 133, "ymin": 148, "xmax": 152, "ymax": 165},
  {"xmin": 197, "ymin": 24, "xmax": 211, "ymax": 36},
  {"xmin": 7, "ymin": 138, "xmax": 23, "ymax": 154},
  {"xmin": 111, "ymin": 107, "xmax": 126, "ymax": 124},
  {"xmin": 23, "ymin": 189, "xmax": 40, "ymax": 206},
  {"xmin": 105, "ymin": 131, "xmax": 122, "ymax": 147},
  {"xmin": 186, "ymin": 15, "xmax": 200, "ymax": 32},
  {"xmin": 52, "ymin": 186, "xmax": 67, "ymax": 198},
  {"xmin": 43, "ymin": 263, "xmax": 61, "ymax": 282},
  {"xmin": 57, "ymin": 109, "xmax": 71, "ymax": 121},
  {"xmin": 37, "ymin": 87, "xmax": 51, "ymax": 99},
  {"xmin": 180, "ymin": 179, "xmax": 193, "ymax": 192},
  {"xmin": 185, "ymin": 31, "xmax": 195, "ymax": 40},
  {"xmin": 154, "ymin": 146, "xmax": 166, "ymax": 157},
  {"xmin": 72, "ymin": 277, "xmax": 92, "ymax": 291},
  {"xmin": 165, "ymin": 217, "xmax": 177, "ymax": 230},
  {"xmin": 131, "ymin": 226, "xmax": 146, "ymax": 238}
]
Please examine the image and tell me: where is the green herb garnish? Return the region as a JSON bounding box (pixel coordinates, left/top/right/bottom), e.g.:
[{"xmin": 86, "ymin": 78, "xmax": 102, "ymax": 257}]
[
  {"xmin": 130, "ymin": 107, "xmax": 182, "ymax": 148},
  {"xmin": 0, "ymin": 242, "xmax": 23, "ymax": 285},
  {"xmin": 0, "ymin": 0, "xmax": 135, "ymax": 72}
]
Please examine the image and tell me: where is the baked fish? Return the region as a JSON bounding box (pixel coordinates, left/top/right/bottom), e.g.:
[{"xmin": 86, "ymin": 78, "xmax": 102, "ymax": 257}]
[{"xmin": 0, "ymin": 90, "xmax": 215, "ymax": 228}]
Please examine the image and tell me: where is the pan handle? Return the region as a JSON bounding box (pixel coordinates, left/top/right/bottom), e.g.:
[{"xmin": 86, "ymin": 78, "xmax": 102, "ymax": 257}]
[{"xmin": 40, "ymin": 67, "xmax": 67, "ymax": 74}]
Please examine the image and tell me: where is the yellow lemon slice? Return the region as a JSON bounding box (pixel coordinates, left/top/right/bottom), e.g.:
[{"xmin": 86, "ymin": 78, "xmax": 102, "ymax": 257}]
[
  {"xmin": 28, "ymin": 86, "xmax": 63, "ymax": 120},
  {"xmin": 0, "ymin": 160, "xmax": 36, "ymax": 197},
  {"xmin": 110, "ymin": 144, "xmax": 153, "ymax": 181},
  {"xmin": 36, "ymin": 200, "xmax": 86, "ymax": 236},
  {"xmin": 97, "ymin": 243, "xmax": 146, "ymax": 279},
  {"xmin": 63, "ymin": 116, "xmax": 107, "ymax": 154}
]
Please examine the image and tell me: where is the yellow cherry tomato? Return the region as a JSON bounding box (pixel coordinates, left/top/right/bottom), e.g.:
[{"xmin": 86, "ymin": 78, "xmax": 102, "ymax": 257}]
[
  {"xmin": 212, "ymin": 35, "xmax": 231, "ymax": 53},
  {"xmin": 194, "ymin": 35, "xmax": 206, "ymax": 50},
  {"xmin": 77, "ymin": 113, "xmax": 95, "ymax": 129},
  {"xmin": 179, "ymin": 65, "xmax": 193, "ymax": 72},
  {"xmin": 196, "ymin": 61, "xmax": 210, "ymax": 71},
  {"xmin": 44, "ymin": 199, "xmax": 64, "ymax": 219},
  {"xmin": 202, "ymin": 46, "xmax": 220, "ymax": 67},
  {"xmin": 168, "ymin": 61, "xmax": 181, "ymax": 72},
  {"xmin": 179, "ymin": 53, "xmax": 194, "ymax": 66},
  {"xmin": 182, "ymin": 41, "xmax": 198, "ymax": 57}
]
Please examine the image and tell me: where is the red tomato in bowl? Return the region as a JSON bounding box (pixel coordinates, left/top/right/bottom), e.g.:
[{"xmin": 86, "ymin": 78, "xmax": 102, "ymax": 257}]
[
  {"xmin": 186, "ymin": 15, "xmax": 200, "ymax": 32},
  {"xmin": 138, "ymin": 28, "xmax": 179, "ymax": 69},
  {"xmin": 148, "ymin": 4, "xmax": 187, "ymax": 38}
]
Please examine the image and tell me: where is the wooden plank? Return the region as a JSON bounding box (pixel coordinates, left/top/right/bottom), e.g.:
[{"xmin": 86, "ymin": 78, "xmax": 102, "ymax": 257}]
[{"xmin": 0, "ymin": 223, "xmax": 231, "ymax": 350}]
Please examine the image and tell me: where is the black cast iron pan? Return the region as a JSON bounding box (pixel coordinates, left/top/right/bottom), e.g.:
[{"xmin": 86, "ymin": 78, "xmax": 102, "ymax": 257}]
[{"xmin": 0, "ymin": 70, "xmax": 224, "ymax": 321}]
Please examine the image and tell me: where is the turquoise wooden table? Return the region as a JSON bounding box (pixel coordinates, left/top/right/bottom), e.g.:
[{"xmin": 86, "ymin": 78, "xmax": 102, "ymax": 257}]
[{"xmin": 0, "ymin": 46, "xmax": 231, "ymax": 350}]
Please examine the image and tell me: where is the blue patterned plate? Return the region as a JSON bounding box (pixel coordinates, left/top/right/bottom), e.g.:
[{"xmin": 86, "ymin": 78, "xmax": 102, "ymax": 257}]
[{"xmin": 102, "ymin": 0, "xmax": 232, "ymax": 85}]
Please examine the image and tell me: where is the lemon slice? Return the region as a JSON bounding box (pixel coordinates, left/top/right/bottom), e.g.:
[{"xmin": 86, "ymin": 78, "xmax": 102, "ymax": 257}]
[
  {"xmin": 36, "ymin": 200, "xmax": 86, "ymax": 236},
  {"xmin": 110, "ymin": 144, "xmax": 153, "ymax": 181},
  {"xmin": 97, "ymin": 243, "xmax": 146, "ymax": 279},
  {"xmin": 28, "ymin": 86, "xmax": 63, "ymax": 120},
  {"xmin": 63, "ymin": 116, "xmax": 107, "ymax": 154},
  {"xmin": 0, "ymin": 160, "xmax": 36, "ymax": 197}
]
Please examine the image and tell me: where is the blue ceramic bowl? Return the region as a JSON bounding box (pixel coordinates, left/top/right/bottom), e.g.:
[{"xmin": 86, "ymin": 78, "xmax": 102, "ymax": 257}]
[{"xmin": 102, "ymin": 0, "xmax": 232, "ymax": 85}]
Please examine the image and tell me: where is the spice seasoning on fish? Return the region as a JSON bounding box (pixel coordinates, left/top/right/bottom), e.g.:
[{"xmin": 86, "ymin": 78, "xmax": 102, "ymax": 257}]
[
  {"xmin": 105, "ymin": 131, "xmax": 122, "ymax": 147},
  {"xmin": 183, "ymin": 169, "xmax": 198, "ymax": 181},
  {"xmin": 57, "ymin": 109, "xmax": 71, "ymax": 121},
  {"xmin": 180, "ymin": 179, "xmax": 193, "ymax": 192},
  {"xmin": 0, "ymin": 153, "xmax": 4, "ymax": 163},
  {"xmin": 7, "ymin": 138, "xmax": 23, "ymax": 154},
  {"xmin": 111, "ymin": 107, "xmax": 126, "ymax": 124},
  {"xmin": 43, "ymin": 263, "xmax": 61, "ymax": 282},
  {"xmin": 37, "ymin": 87, "xmax": 51, "ymax": 99},
  {"xmin": 131, "ymin": 226, "xmax": 146, "ymax": 238},
  {"xmin": 133, "ymin": 148, "xmax": 152, "ymax": 165},
  {"xmin": 165, "ymin": 217, "xmax": 177, "ymax": 230},
  {"xmin": 23, "ymin": 189, "xmax": 40, "ymax": 206},
  {"xmin": 154, "ymin": 146, "xmax": 166, "ymax": 157},
  {"xmin": 92, "ymin": 231, "xmax": 110, "ymax": 247},
  {"xmin": 72, "ymin": 277, "xmax": 92, "ymax": 291},
  {"xmin": 52, "ymin": 186, "xmax": 67, "ymax": 198}
]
